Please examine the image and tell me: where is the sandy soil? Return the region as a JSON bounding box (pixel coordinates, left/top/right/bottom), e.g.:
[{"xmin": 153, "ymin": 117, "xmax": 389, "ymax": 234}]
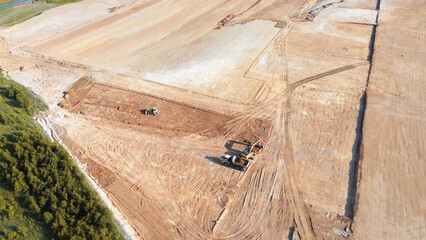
[
  {"xmin": 353, "ymin": 0, "xmax": 426, "ymax": 239},
  {"xmin": 0, "ymin": 0, "xmax": 424, "ymax": 239}
]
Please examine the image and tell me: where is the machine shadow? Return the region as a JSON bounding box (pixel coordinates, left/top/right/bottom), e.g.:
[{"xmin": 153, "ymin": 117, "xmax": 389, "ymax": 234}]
[
  {"xmin": 224, "ymin": 140, "xmax": 247, "ymax": 156},
  {"xmin": 204, "ymin": 156, "xmax": 235, "ymax": 170}
]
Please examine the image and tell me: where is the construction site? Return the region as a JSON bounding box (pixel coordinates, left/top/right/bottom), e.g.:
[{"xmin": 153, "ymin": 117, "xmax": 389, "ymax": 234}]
[{"xmin": 0, "ymin": 0, "xmax": 424, "ymax": 239}]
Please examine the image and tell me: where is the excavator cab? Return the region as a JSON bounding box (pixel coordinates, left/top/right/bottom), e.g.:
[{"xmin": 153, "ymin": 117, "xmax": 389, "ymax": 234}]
[
  {"xmin": 141, "ymin": 107, "xmax": 159, "ymax": 116},
  {"xmin": 241, "ymin": 138, "xmax": 263, "ymax": 160},
  {"xmin": 151, "ymin": 107, "xmax": 159, "ymax": 116},
  {"xmin": 220, "ymin": 154, "xmax": 232, "ymax": 166},
  {"xmin": 219, "ymin": 155, "xmax": 250, "ymax": 171}
]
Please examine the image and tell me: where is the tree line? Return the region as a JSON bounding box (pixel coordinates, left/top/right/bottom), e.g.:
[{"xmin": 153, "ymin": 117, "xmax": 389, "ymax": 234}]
[{"xmin": 0, "ymin": 69, "xmax": 124, "ymax": 239}]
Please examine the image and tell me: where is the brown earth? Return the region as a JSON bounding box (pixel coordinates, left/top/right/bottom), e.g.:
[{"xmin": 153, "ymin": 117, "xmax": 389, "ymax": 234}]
[
  {"xmin": 0, "ymin": 0, "xmax": 424, "ymax": 239},
  {"xmin": 59, "ymin": 77, "xmax": 273, "ymax": 140}
]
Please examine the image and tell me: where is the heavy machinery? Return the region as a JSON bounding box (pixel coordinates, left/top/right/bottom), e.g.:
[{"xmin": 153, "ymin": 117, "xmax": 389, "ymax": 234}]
[
  {"xmin": 219, "ymin": 154, "xmax": 250, "ymax": 171},
  {"xmin": 141, "ymin": 107, "xmax": 159, "ymax": 116},
  {"xmin": 241, "ymin": 137, "xmax": 263, "ymax": 160}
]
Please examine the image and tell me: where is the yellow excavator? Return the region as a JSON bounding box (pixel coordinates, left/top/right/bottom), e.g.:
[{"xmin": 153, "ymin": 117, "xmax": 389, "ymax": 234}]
[{"xmin": 240, "ymin": 137, "xmax": 263, "ymax": 160}]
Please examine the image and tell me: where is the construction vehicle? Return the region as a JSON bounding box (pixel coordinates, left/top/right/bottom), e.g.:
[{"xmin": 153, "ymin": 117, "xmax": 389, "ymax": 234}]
[
  {"xmin": 219, "ymin": 154, "xmax": 250, "ymax": 171},
  {"xmin": 241, "ymin": 137, "xmax": 263, "ymax": 160},
  {"xmin": 141, "ymin": 107, "xmax": 159, "ymax": 116}
]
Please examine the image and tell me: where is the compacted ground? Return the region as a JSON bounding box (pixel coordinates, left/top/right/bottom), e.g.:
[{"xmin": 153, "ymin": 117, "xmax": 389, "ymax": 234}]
[
  {"xmin": 353, "ymin": 1, "xmax": 426, "ymax": 239},
  {"xmin": 0, "ymin": 0, "xmax": 424, "ymax": 239}
]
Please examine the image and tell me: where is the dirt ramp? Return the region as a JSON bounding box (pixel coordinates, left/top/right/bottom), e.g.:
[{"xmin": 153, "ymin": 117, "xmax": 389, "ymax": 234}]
[{"xmin": 60, "ymin": 76, "xmax": 94, "ymax": 108}]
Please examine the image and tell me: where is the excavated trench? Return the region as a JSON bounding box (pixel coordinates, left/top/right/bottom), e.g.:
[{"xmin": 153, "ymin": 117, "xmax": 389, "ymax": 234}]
[{"xmin": 345, "ymin": 0, "xmax": 381, "ymax": 219}]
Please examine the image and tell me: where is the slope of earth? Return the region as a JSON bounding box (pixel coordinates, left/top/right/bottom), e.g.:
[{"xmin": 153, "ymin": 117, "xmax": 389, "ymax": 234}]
[
  {"xmin": 353, "ymin": 0, "xmax": 426, "ymax": 239},
  {"xmin": 0, "ymin": 0, "xmax": 136, "ymax": 45},
  {"xmin": 0, "ymin": 0, "xmax": 410, "ymax": 239},
  {"xmin": 8, "ymin": 0, "xmax": 302, "ymax": 103}
]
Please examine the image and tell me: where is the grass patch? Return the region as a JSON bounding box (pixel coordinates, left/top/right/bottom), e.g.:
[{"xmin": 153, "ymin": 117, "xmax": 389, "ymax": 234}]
[
  {"xmin": 0, "ymin": 4, "xmax": 56, "ymax": 27},
  {"xmin": 0, "ymin": 69, "xmax": 124, "ymax": 239},
  {"xmin": 0, "ymin": 0, "xmax": 81, "ymax": 27},
  {"xmin": 45, "ymin": 0, "xmax": 80, "ymax": 4},
  {"xmin": 0, "ymin": 0, "xmax": 16, "ymax": 6}
]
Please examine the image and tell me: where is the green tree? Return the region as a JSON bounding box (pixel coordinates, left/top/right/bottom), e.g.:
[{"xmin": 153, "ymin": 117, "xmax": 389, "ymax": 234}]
[
  {"xmin": 0, "ymin": 69, "xmax": 124, "ymax": 240},
  {"xmin": 43, "ymin": 212, "xmax": 53, "ymax": 223}
]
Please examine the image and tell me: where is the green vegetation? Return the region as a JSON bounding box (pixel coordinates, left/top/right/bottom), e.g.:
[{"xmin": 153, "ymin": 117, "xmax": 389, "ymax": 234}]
[
  {"xmin": 0, "ymin": 4, "xmax": 55, "ymax": 27},
  {"xmin": 0, "ymin": 177, "xmax": 52, "ymax": 239},
  {"xmin": 0, "ymin": 0, "xmax": 16, "ymax": 5},
  {"xmin": 44, "ymin": 0, "xmax": 80, "ymax": 4},
  {"xmin": 0, "ymin": 69, "xmax": 124, "ymax": 240},
  {"xmin": 0, "ymin": 0, "xmax": 81, "ymax": 27}
]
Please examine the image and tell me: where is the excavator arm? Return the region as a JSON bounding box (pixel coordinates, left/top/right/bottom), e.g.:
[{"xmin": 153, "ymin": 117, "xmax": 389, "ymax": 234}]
[{"xmin": 249, "ymin": 138, "xmax": 262, "ymax": 152}]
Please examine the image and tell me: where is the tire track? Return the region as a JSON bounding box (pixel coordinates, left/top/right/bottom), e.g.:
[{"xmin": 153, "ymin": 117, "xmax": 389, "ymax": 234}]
[
  {"xmin": 211, "ymin": 18, "xmax": 320, "ymax": 239},
  {"xmin": 289, "ymin": 62, "xmax": 370, "ymax": 90}
]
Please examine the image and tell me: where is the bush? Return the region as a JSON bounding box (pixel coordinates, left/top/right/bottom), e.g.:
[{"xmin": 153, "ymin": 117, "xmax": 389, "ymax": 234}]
[
  {"xmin": 0, "ymin": 111, "xmax": 9, "ymax": 124},
  {"xmin": 43, "ymin": 212, "xmax": 53, "ymax": 223}
]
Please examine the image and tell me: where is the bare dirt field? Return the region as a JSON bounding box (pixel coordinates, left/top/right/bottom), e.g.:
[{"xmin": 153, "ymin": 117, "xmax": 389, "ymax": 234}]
[
  {"xmin": 353, "ymin": 0, "xmax": 426, "ymax": 239},
  {"xmin": 0, "ymin": 0, "xmax": 424, "ymax": 239}
]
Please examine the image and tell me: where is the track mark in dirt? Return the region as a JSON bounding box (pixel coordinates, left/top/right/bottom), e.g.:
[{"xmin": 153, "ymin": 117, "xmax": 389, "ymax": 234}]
[
  {"xmin": 295, "ymin": 0, "xmax": 322, "ymax": 19},
  {"xmin": 60, "ymin": 77, "xmax": 274, "ymax": 140},
  {"xmin": 289, "ymin": 62, "xmax": 369, "ymax": 90},
  {"xmin": 215, "ymin": 0, "xmax": 262, "ymax": 29},
  {"xmin": 279, "ymin": 96, "xmax": 317, "ymax": 240},
  {"xmin": 60, "ymin": 77, "xmax": 94, "ymax": 107},
  {"xmin": 244, "ymin": 23, "xmax": 292, "ymax": 82},
  {"xmin": 221, "ymin": 117, "xmax": 274, "ymax": 144},
  {"xmin": 211, "ymin": 166, "xmax": 252, "ymax": 235},
  {"xmin": 241, "ymin": 0, "xmax": 263, "ymax": 15},
  {"xmin": 210, "ymin": 20, "xmax": 317, "ymax": 238},
  {"xmin": 264, "ymin": 21, "xmax": 317, "ymax": 239},
  {"xmin": 115, "ymin": 72, "xmax": 255, "ymax": 105},
  {"xmin": 304, "ymin": 0, "xmax": 343, "ymax": 21},
  {"xmin": 60, "ymin": 78, "xmax": 232, "ymax": 138}
]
